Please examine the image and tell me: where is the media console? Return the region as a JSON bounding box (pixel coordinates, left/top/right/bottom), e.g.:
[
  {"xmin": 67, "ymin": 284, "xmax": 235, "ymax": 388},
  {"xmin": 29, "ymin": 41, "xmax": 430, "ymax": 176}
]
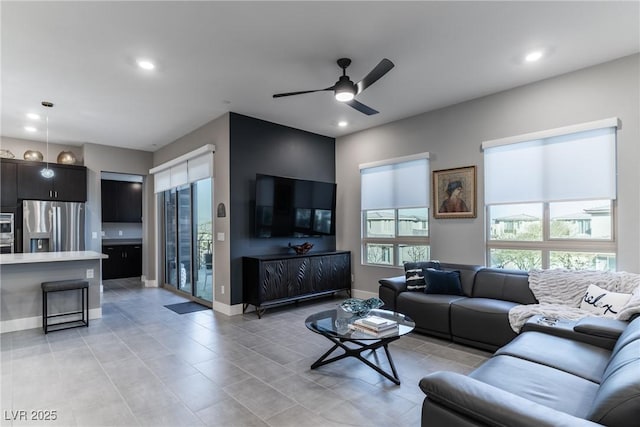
[{"xmin": 242, "ymin": 251, "xmax": 351, "ymax": 317}]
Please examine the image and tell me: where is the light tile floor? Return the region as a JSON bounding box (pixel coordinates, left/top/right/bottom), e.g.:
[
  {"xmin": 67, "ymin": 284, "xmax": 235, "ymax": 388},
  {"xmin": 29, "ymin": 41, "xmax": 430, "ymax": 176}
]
[{"xmin": 1, "ymin": 278, "xmax": 490, "ymax": 426}]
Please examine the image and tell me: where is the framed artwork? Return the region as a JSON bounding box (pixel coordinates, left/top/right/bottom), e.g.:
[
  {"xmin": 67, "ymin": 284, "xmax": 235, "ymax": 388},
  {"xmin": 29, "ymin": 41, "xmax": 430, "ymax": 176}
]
[{"xmin": 433, "ymin": 165, "xmax": 477, "ymax": 219}]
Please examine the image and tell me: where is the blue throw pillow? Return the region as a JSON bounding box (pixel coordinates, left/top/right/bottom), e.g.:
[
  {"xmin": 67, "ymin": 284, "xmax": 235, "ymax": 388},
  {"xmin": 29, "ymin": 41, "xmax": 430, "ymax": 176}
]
[
  {"xmin": 423, "ymin": 268, "xmax": 464, "ymax": 295},
  {"xmin": 404, "ymin": 261, "xmax": 441, "ymax": 291}
]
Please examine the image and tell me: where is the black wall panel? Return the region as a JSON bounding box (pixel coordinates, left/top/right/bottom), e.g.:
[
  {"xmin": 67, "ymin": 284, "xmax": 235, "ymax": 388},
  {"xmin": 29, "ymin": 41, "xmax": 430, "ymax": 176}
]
[{"xmin": 229, "ymin": 113, "xmax": 336, "ymax": 304}]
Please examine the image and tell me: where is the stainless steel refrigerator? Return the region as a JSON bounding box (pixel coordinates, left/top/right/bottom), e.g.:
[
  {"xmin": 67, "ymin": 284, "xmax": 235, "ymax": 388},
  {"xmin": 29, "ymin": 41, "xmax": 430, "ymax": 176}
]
[{"xmin": 22, "ymin": 200, "xmax": 85, "ymax": 252}]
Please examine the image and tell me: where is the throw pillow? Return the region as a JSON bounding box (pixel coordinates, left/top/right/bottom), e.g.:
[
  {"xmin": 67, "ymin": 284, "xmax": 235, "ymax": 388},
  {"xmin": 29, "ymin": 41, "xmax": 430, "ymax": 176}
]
[
  {"xmin": 404, "ymin": 261, "xmax": 441, "ymax": 291},
  {"xmin": 423, "ymin": 268, "xmax": 464, "ymax": 296},
  {"xmin": 580, "ymin": 284, "xmax": 633, "ymax": 319}
]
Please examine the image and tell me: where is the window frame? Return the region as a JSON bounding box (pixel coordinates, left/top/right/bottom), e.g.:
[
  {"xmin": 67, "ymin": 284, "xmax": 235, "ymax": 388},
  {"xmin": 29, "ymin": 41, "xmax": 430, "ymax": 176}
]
[{"xmin": 362, "ymin": 207, "xmax": 430, "ymax": 267}]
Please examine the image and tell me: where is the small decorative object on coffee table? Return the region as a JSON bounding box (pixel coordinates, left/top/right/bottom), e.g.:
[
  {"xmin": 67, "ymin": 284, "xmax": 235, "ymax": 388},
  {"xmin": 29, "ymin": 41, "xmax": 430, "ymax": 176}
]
[
  {"xmin": 340, "ymin": 297, "xmax": 383, "ymax": 317},
  {"xmin": 305, "ymin": 308, "xmax": 415, "ymax": 385},
  {"xmin": 289, "ymin": 241, "xmax": 313, "ymax": 255}
]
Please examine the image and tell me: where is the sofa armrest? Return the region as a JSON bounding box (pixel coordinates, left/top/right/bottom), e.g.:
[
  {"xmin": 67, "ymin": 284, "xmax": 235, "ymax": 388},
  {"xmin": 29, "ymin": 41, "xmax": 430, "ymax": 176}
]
[
  {"xmin": 378, "ymin": 276, "xmax": 407, "ymax": 294},
  {"xmin": 574, "ymin": 316, "xmax": 627, "ymax": 339},
  {"xmin": 419, "ymin": 371, "xmax": 602, "ymax": 427}
]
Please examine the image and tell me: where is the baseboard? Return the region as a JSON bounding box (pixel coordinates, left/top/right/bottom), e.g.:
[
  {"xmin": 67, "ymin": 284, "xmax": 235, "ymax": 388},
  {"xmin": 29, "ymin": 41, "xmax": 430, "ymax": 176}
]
[
  {"xmin": 0, "ymin": 308, "xmax": 102, "ymax": 333},
  {"xmin": 211, "ymin": 300, "xmax": 244, "ymax": 316},
  {"xmin": 144, "ymin": 279, "xmax": 158, "ymax": 287}
]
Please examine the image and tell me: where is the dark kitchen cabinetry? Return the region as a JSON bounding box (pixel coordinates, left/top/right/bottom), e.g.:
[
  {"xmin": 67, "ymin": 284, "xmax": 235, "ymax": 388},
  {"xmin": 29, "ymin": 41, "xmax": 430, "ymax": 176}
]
[
  {"xmin": 0, "ymin": 159, "xmax": 17, "ymax": 207},
  {"xmin": 102, "ymin": 244, "xmax": 142, "ymax": 279},
  {"xmin": 101, "ymin": 180, "xmax": 142, "ymax": 222},
  {"xmin": 17, "ymin": 162, "xmax": 87, "ymax": 202},
  {"xmin": 243, "ymin": 251, "xmax": 351, "ymax": 317}
]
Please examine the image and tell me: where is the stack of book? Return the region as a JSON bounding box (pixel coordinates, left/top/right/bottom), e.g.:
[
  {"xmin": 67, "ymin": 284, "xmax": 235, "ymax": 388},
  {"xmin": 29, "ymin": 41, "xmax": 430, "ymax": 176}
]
[{"xmin": 348, "ymin": 315, "xmax": 399, "ymax": 337}]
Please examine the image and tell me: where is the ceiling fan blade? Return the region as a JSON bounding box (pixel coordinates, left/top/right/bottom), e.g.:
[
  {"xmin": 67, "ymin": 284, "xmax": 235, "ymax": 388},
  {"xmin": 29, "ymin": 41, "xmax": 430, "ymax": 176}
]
[
  {"xmin": 346, "ymin": 99, "xmax": 379, "ymax": 115},
  {"xmin": 356, "ymin": 58, "xmax": 394, "ymax": 94},
  {"xmin": 273, "ymin": 86, "xmax": 334, "ymax": 98}
]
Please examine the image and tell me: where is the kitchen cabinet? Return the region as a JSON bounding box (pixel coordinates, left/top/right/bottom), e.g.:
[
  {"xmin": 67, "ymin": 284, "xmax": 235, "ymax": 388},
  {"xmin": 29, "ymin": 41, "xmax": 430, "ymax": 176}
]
[
  {"xmin": 0, "ymin": 159, "xmax": 17, "ymax": 207},
  {"xmin": 17, "ymin": 162, "xmax": 87, "ymax": 202},
  {"xmin": 243, "ymin": 251, "xmax": 351, "ymax": 317},
  {"xmin": 101, "ymin": 180, "xmax": 142, "ymax": 222},
  {"xmin": 102, "ymin": 244, "xmax": 142, "ymax": 279}
]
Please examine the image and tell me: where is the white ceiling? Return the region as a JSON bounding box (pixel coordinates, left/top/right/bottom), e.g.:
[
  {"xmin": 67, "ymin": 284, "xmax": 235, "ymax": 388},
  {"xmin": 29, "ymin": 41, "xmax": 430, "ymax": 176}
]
[{"xmin": 2, "ymin": 1, "xmax": 638, "ymax": 152}]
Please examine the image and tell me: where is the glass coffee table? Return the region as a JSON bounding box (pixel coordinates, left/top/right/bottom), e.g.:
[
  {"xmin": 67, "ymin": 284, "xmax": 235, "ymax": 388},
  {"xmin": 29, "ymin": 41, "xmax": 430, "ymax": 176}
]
[{"xmin": 305, "ymin": 308, "xmax": 415, "ymax": 385}]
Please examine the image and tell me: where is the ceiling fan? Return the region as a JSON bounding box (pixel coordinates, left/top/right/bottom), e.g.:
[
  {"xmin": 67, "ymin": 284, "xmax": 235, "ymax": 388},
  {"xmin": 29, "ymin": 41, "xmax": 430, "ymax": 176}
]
[{"xmin": 273, "ymin": 58, "xmax": 394, "ymax": 115}]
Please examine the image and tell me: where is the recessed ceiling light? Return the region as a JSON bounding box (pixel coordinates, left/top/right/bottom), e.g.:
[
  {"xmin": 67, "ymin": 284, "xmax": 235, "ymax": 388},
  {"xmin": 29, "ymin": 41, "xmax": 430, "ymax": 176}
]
[
  {"xmin": 26, "ymin": 113, "xmax": 40, "ymax": 120},
  {"xmin": 24, "ymin": 126, "xmax": 37, "ymax": 132},
  {"xmin": 338, "ymin": 121, "xmax": 348, "ymax": 127},
  {"xmin": 137, "ymin": 59, "xmax": 155, "ymax": 70},
  {"xmin": 525, "ymin": 51, "xmax": 543, "ymax": 63}
]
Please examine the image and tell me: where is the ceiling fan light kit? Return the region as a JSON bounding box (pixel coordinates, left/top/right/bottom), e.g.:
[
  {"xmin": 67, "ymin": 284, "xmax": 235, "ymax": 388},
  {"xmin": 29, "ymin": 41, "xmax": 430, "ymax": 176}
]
[{"xmin": 273, "ymin": 57, "xmax": 394, "ymax": 115}]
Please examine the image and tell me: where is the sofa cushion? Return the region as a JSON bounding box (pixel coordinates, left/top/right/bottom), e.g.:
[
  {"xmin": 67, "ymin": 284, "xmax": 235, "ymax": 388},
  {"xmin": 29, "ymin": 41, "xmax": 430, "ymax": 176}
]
[
  {"xmin": 424, "ymin": 269, "xmax": 464, "ymax": 296},
  {"xmin": 469, "ymin": 354, "xmax": 599, "ymax": 419},
  {"xmin": 580, "ymin": 284, "xmax": 632, "ymax": 319},
  {"xmin": 472, "ymin": 268, "xmax": 536, "ymax": 304},
  {"xmin": 494, "ymin": 331, "xmax": 611, "ymax": 383},
  {"xmin": 397, "ymin": 292, "xmax": 466, "ymax": 337},
  {"xmin": 450, "ymin": 298, "xmax": 519, "ymax": 349},
  {"xmin": 588, "ymin": 357, "xmax": 640, "ymax": 425},
  {"xmin": 439, "ymin": 263, "xmax": 484, "ymax": 296},
  {"xmin": 404, "ymin": 261, "xmax": 441, "ymax": 291}
]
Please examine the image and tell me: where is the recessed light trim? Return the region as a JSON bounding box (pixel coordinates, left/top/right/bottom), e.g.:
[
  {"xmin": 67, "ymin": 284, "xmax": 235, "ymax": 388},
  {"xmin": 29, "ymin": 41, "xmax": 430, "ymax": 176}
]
[
  {"xmin": 525, "ymin": 51, "xmax": 543, "ymax": 63},
  {"xmin": 24, "ymin": 126, "xmax": 37, "ymax": 132},
  {"xmin": 26, "ymin": 113, "xmax": 40, "ymax": 120},
  {"xmin": 137, "ymin": 59, "xmax": 155, "ymax": 70},
  {"xmin": 338, "ymin": 121, "xmax": 348, "ymax": 127}
]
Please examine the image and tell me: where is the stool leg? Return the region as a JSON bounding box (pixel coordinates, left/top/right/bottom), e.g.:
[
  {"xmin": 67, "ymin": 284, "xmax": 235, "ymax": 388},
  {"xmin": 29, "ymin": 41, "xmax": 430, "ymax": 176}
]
[{"xmin": 42, "ymin": 290, "xmax": 48, "ymax": 334}]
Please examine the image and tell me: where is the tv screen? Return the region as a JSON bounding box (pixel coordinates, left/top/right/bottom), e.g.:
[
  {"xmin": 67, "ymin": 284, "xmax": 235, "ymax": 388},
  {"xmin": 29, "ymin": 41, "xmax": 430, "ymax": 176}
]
[{"xmin": 254, "ymin": 174, "xmax": 336, "ymax": 237}]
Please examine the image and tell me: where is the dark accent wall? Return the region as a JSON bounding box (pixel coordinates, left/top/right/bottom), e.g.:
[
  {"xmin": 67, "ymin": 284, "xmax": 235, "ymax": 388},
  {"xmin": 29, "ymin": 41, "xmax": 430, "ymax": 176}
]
[{"xmin": 229, "ymin": 113, "xmax": 336, "ymax": 304}]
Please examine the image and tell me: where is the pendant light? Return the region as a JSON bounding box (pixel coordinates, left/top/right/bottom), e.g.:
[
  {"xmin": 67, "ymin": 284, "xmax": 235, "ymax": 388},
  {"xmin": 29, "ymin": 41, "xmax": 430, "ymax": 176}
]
[{"xmin": 40, "ymin": 101, "xmax": 54, "ymax": 179}]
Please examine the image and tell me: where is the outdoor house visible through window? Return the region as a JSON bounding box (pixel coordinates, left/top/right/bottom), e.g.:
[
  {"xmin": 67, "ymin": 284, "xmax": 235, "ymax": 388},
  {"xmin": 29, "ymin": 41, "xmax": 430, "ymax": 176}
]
[
  {"xmin": 360, "ymin": 153, "xmax": 430, "ymax": 266},
  {"xmin": 482, "ymin": 118, "xmax": 619, "ymax": 271}
]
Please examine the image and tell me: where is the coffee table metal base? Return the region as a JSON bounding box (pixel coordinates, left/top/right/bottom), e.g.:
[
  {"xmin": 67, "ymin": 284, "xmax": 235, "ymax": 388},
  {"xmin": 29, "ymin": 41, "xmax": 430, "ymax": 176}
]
[{"xmin": 310, "ymin": 335, "xmax": 402, "ymax": 385}]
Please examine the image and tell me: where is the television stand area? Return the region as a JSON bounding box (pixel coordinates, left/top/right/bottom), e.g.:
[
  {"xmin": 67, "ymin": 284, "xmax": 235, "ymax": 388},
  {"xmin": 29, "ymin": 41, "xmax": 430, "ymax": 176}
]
[{"xmin": 242, "ymin": 251, "xmax": 351, "ymax": 318}]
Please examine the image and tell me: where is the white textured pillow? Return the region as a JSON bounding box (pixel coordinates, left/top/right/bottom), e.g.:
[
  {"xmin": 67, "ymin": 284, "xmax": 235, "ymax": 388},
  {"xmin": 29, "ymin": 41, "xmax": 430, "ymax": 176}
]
[{"xmin": 580, "ymin": 284, "xmax": 632, "ymax": 318}]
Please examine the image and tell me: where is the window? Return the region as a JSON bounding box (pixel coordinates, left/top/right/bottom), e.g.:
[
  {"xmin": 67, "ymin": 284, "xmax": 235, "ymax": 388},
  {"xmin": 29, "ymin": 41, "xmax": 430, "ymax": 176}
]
[
  {"xmin": 360, "ymin": 154, "xmax": 430, "ymax": 266},
  {"xmin": 483, "ymin": 118, "xmax": 618, "ymax": 271}
]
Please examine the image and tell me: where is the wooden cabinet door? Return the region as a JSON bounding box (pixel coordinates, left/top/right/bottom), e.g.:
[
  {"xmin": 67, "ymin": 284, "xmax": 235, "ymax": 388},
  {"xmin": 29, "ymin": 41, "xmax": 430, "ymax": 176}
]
[
  {"xmin": 17, "ymin": 162, "xmax": 53, "ymax": 200},
  {"xmin": 53, "ymin": 166, "xmax": 86, "ymax": 202},
  {"xmin": 124, "ymin": 245, "xmax": 142, "ymax": 277},
  {"xmin": 0, "ymin": 161, "xmax": 17, "ymax": 207},
  {"xmin": 120, "ymin": 182, "xmax": 142, "ymax": 222},
  {"xmin": 101, "ymin": 180, "xmax": 118, "ymax": 222},
  {"xmin": 102, "ymin": 246, "xmax": 121, "ymax": 280}
]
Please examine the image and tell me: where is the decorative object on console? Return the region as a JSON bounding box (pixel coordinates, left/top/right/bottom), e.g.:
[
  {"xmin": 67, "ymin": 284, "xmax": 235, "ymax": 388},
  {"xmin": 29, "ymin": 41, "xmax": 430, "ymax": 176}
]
[
  {"xmin": 56, "ymin": 150, "xmax": 77, "ymax": 165},
  {"xmin": 580, "ymin": 284, "xmax": 632, "ymax": 319},
  {"xmin": 23, "ymin": 150, "xmax": 43, "ymax": 161},
  {"xmin": 433, "ymin": 165, "xmax": 477, "ymax": 219},
  {"xmin": 0, "ymin": 149, "xmax": 15, "ymax": 159},
  {"xmin": 289, "ymin": 241, "xmax": 313, "ymax": 255},
  {"xmin": 340, "ymin": 297, "xmax": 383, "ymax": 317}
]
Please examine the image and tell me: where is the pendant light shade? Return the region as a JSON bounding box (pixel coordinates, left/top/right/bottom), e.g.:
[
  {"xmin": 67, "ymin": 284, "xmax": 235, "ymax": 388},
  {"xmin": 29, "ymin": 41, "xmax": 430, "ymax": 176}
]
[{"xmin": 40, "ymin": 101, "xmax": 54, "ymax": 179}]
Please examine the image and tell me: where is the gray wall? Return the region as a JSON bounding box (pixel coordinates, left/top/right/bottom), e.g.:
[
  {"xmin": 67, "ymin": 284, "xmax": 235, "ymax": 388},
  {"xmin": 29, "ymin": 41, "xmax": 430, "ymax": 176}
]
[
  {"xmin": 228, "ymin": 113, "xmax": 336, "ymax": 305},
  {"xmin": 337, "ymin": 54, "xmax": 640, "ymax": 294}
]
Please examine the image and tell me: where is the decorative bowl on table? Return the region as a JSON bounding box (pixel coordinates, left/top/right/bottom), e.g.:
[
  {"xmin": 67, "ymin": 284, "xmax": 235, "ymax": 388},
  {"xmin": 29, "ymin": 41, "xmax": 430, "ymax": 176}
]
[{"xmin": 340, "ymin": 297, "xmax": 384, "ymax": 317}]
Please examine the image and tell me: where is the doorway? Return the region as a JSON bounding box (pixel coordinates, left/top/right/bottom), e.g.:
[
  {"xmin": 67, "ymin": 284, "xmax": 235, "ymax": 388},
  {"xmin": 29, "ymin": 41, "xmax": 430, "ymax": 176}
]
[{"xmin": 163, "ymin": 178, "xmax": 213, "ymax": 303}]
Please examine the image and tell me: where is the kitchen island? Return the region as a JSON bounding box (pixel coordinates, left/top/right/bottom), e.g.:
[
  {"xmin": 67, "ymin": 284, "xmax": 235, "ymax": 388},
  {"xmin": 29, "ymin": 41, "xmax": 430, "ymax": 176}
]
[{"xmin": 0, "ymin": 251, "xmax": 107, "ymax": 333}]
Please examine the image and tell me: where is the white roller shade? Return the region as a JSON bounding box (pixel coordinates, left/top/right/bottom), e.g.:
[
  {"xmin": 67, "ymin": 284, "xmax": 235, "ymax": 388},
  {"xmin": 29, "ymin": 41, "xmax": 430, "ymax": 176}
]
[
  {"xmin": 170, "ymin": 162, "xmax": 188, "ymax": 188},
  {"xmin": 361, "ymin": 156, "xmax": 429, "ymax": 210},
  {"xmin": 188, "ymin": 152, "xmax": 213, "ymax": 182},
  {"xmin": 154, "ymin": 169, "xmax": 171, "ymax": 193},
  {"xmin": 484, "ymin": 126, "xmax": 617, "ymax": 204}
]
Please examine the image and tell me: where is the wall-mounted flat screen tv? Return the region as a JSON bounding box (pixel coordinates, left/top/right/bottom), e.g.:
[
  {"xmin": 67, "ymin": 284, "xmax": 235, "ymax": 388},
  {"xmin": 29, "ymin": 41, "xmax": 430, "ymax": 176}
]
[{"xmin": 254, "ymin": 174, "xmax": 336, "ymax": 238}]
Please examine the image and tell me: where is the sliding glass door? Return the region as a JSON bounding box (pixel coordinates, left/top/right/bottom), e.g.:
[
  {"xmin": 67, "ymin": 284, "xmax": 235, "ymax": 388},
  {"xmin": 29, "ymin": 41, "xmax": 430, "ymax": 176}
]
[{"xmin": 163, "ymin": 178, "xmax": 213, "ymax": 302}]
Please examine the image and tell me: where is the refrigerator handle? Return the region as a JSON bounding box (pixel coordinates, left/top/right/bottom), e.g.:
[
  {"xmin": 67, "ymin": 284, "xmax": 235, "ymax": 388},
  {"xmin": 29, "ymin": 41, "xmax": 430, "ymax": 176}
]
[{"xmin": 54, "ymin": 206, "xmax": 61, "ymax": 251}]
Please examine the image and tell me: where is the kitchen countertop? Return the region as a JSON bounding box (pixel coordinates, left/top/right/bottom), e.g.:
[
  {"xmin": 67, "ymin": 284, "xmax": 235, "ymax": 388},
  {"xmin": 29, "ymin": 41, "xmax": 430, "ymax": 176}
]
[{"xmin": 0, "ymin": 250, "xmax": 107, "ymax": 265}]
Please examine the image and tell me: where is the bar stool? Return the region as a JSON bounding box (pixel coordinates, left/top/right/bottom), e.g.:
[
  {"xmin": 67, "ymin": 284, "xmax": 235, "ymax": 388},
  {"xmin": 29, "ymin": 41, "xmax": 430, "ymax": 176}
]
[{"xmin": 41, "ymin": 279, "xmax": 89, "ymax": 334}]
